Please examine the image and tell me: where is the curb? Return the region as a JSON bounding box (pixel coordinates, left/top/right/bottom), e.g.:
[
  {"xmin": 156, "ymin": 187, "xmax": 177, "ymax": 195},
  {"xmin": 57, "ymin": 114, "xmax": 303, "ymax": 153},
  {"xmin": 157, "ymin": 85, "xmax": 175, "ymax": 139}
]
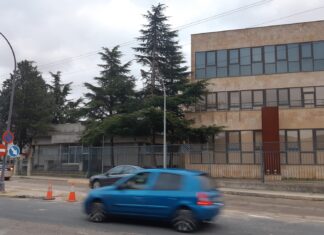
[{"xmin": 221, "ymin": 189, "xmax": 324, "ymax": 201}]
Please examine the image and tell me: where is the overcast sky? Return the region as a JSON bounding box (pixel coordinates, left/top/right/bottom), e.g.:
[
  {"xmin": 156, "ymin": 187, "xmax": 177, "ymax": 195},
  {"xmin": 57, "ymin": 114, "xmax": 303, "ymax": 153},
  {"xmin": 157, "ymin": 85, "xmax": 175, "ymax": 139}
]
[{"xmin": 1, "ymin": 0, "xmax": 324, "ymax": 99}]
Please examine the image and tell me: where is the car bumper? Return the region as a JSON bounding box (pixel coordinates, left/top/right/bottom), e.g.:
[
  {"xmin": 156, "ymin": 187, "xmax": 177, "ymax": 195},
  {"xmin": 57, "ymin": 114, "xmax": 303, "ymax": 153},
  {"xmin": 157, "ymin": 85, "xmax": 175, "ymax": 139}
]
[{"xmin": 193, "ymin": 202, "xmax": 224, "ymax": 221}]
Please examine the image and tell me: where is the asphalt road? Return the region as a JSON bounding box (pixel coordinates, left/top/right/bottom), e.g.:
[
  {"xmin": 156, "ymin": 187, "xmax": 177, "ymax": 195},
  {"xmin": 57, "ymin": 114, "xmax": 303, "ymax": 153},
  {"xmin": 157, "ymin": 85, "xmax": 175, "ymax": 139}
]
[{"xmin": 1, "ymin": 196, "xmax": 324, "ymax": 235}]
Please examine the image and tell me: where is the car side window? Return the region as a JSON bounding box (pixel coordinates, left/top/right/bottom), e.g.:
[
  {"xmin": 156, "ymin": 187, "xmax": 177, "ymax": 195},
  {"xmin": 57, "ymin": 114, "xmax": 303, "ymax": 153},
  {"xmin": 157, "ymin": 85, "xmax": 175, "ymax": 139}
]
[
  {"xmin": 153, "ymin": 173, "xmax": 182, "ymax": 190},
  {"xmin": 124, "ymin": 172, "xmax": 150, "ymax": 190},
  {"xmin": 123, "ymin": 166, "xmax": 138, "ymax": 174},
  {"xmin": 108, "ymin": 166, "xmax": 124, "ymax": 175}
]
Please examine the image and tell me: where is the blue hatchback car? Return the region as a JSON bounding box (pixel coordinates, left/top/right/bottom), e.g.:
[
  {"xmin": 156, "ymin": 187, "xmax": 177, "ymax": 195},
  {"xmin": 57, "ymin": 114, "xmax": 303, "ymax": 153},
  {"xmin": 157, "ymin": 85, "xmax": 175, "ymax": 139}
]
[{"xmin": 84, "ymin": 168, "xmax": 223, "ymax": 233}]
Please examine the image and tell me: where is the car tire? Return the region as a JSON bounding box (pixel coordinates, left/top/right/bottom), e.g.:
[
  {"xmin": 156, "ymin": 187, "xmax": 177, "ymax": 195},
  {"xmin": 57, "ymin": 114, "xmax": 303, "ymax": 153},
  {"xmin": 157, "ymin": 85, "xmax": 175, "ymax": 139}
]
[
  {"xmin": 4, "ymin": 177, "xmax": 10, "ymax": 181},
  {"xmin": 88, "ymin": 201, "xmax": 106, "ymax": 222},
  {"xmin": 93, "ymin": 180, "xmax": 101, "ymax": 188},
  {"xmin": 172, "ymin": 209, "xmax": 199, "ymax": 233}
]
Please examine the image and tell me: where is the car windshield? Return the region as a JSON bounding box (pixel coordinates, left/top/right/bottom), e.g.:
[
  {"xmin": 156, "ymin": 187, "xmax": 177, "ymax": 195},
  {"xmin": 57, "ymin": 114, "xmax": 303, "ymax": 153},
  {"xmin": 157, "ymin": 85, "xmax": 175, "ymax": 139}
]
[{"xmin": 197, "ymin": 174, "xmax": 215, "ymax": 191}]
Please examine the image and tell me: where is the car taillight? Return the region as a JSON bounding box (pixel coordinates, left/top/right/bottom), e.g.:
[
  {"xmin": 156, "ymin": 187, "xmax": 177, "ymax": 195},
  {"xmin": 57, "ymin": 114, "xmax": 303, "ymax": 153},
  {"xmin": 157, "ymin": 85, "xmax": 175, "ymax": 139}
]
[{"xmin": 196, "ymin": 192, "xmax": 213, "ymax": 206}]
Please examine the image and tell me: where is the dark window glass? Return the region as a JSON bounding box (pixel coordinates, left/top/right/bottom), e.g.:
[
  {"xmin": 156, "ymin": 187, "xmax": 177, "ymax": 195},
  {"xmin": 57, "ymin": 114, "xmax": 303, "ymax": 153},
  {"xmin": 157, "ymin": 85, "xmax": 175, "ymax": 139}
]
[
  {"xmin": 287, "ymin": 130, "xmax": 299, "ymax": 151},
  {"xmin": 276, "ymin": 45, "xmax": 287, "ymax": 60},
  {"xmin": 266, "ymin": 89, "xmax": 277, "ymax": 107},
  {"xmin": 217, "ymin": 50, "xmax": 228, "ymax": 67},
  {"xmin": 241, "ymin": 65, "xmax": 251, "ymax": 76},
  {"xmin": 153, "ymin": 173, "xmax": 182, "ymax": 190},
  {"xmin": 277, "ymin": 61, "xmax": 288, "ymax": 73},
  {"xmin": 206, "ymin": 66, "xmax": 216, "ymax": 78},
  {"xmin": 316, "ymin": 130, "xmax": 324, "ymax": 150},
  {"xmin": 265, "ymin": 46, "xmax": 275, "ymax": 63},
  {"xmin": 304, "ymin": 92, "xmax": 314, "ymax": 106},
  {"xmin": 230, "ymin": 91, "xmax": 240, "ymax": 109},
  {"xmin": 227, "ymin": 131, "xmax": 240, "ymax": 151},
  {"xmin": 278, "ymin": 89, "xmax": 289, "ymax": 106},
  {"xmin": 265, "ymin": 63, "xmax": 276, "ymax": 74},
  {"xmin": 240, "ymin": 48, "xmax": 251, "ymax": 65},
  {"xmin": 301, "ymin": 58, "xmax": 313, "ymax": 71},
  {"xmin": 301, "ymin": 43, "xmax": 312, "ymax": 58},
  {"xmin": 300, "ymin": 130, "xmax": 313, "ymax": 152},
  {"xmin": 314, "ymin": 41, "xmax": 324, "ymax": 71},
  {"xmin": 254, "ymin": 131, "xmax": 262, "ymax": 151},
  {"xmin": 215, "ymin": 132, "xmax": 226, "ymax": 151},
  {"xmin": 196, "ymin": 69, "xmax": 205, "ymax": 79},
  {"xmin": 316, "ymin": 87, "xmax": 324, "ymax": 106},
  {"xmin": 252, "ymin": 47, "xmax": 262, "ymax": 62},
  {"xmin": 217, "ymin": 92, "xmax": 228, "ymax": 110},
  {"xmin": 253, "ymin": 90, "xmax": 264, "ymax": 107},
  {"xmin": 290, "ymin": 88, "xmax": 302, "ymax": 107},
  {"xmin": 207, "ymin": 51, "xmax": 216, "ymax": 66},
  {"xmin": 229, "ymin": 64, "xmax": 240, "ymax": 76},
  {"xmin": 207, "ymin": 93, "xmax": 216, "ymax": 108},
  {"xmin": 229, "ymin": 49, "xmax": 239, "ymax": 64},
  {"xmin": 124, "ymin": 172, "xmax": 150, "ymax": 190},
  {"xmin": 241, "ymin": 90, "xmax": 252, "ymax": 109},
  {"xmin": 197, "ymin": 175, "xmax": 214, "ymax": 191},
  {"xmin": 252, "ymin": 63, "xmax": 263, "ymax": 75},
  {"xmin": 280, "ymin": 130, "xmax": 286, "ymax": 152},
  {"xmin": 217, "ymin": 67, "xmax": 228, "ymax": 77},
  {"xmin": 109, "ymin": 166, "xmax": 124, "ymax": 175},
  {"xmin": 288, "ymin": 44, "xmax": 300, "ymax": 72},
  {"xmin": 313, "ymin": 41, "xmax": 324, "ymax": 59},
  {"xmin": 196, "ymin": 52, "xmax": 205, "ymax": 69}
]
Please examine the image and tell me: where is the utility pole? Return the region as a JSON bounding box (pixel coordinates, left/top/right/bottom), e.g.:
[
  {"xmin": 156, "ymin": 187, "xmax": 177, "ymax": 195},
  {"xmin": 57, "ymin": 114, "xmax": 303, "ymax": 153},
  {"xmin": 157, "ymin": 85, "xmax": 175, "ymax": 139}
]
[{"xmin": 0, "ymin": 32, "xmax": 17, "ymax": 192}]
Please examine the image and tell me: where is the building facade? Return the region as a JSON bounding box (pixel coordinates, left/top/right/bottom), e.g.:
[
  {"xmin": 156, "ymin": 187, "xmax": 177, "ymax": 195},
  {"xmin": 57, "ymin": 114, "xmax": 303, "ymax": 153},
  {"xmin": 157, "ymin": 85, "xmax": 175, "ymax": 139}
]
[{"xmin": 185, "ymin": 20, "xmax": 324, "ymax": 180}]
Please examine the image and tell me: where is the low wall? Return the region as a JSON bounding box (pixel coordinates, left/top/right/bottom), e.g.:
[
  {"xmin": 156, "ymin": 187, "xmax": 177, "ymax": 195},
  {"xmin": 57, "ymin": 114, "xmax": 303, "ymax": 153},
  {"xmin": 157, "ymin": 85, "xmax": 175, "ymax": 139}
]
[{"xmin": 281, "ymin": 165, "xmax": 324, "ymax": 180}]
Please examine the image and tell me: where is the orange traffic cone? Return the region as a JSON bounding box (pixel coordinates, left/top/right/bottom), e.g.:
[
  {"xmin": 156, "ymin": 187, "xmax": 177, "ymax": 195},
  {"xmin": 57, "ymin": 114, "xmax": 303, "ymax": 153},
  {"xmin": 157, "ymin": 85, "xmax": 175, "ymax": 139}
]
[
  {"xmin": 67, "ymin": 183, "xmax": 77, "ymax": 202},
  {"xmin": 44, "ymin": 182, "xmax": 55, "ymax": 200}
]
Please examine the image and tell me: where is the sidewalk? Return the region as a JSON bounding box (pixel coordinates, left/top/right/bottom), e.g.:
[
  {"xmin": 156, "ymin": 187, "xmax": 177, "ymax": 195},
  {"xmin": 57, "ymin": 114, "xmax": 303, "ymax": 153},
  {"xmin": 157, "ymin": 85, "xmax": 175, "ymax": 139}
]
[{"xmin": 0, "ymin": 175, "xmax": 323, "ymax": 202}]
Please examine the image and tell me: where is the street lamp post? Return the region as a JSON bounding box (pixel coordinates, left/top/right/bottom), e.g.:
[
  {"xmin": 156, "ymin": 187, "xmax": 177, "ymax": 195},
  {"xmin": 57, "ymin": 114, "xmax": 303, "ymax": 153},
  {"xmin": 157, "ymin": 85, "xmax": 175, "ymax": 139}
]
[{"xmin": 0, "ymin": 32, "xmax": 17, "ymax": 192}]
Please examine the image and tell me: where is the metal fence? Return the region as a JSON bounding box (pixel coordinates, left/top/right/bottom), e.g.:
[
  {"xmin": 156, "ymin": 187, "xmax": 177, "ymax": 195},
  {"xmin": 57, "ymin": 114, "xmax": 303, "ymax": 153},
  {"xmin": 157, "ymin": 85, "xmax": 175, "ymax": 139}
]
[{"xmin": 16, "ymin": 142, "xmax": 324, "ymax": 177}]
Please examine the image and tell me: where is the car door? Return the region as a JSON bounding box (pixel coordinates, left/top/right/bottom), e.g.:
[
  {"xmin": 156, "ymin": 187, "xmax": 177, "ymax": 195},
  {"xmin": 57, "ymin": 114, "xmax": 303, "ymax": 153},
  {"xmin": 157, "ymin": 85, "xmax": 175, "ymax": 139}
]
[
  {"xmin": 107, "ymin": 172, "xmax": 154, "ymax": 216},
  {"xmin": 102, "ymin": 166, "xmax": 125, "ymax": 186},
  {"xmin": 143, "ymin": 173, "xmax": 184, "ymax": 218}
]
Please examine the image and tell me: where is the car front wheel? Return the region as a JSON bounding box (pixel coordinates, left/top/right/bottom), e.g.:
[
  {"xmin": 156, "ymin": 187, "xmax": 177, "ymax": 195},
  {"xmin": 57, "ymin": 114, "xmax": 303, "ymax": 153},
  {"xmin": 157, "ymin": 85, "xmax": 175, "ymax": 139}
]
[
  {"xmin": 88, "ymin": 201, "xmax": 106, "ymax": 222},
  {"xmin": 172, "ymin": 209, "xmax": 199, "ymax": 233},
  {"xmin": 92, "ymin": 180, "xmax": 101, "ymax": 188}
]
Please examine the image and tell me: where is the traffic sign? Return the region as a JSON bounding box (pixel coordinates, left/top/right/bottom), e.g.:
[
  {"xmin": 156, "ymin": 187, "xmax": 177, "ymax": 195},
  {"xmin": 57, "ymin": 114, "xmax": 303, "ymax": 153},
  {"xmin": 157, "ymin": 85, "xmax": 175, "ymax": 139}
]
[
  {"xmin": 2, "ymin": 130, "xmax": 14, "ymax": 144},
  {"xmin": 8, "ymin": 145, "xmax": 20, "ymax": 158},
  {"xmin": 0, "ymin": 144, "xmax": 6, "ymax": 157}
]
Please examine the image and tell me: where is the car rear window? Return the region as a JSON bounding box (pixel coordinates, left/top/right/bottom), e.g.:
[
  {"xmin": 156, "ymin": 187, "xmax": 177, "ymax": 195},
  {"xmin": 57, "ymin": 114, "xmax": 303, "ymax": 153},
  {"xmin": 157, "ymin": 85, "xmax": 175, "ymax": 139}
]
[
  {"xmin": 197, "ymin": 175, "xmax": 214, "ymax": 191},
  {"xmin": 153, "ymin": 173, "xmax": 182, "ymax": 190}
]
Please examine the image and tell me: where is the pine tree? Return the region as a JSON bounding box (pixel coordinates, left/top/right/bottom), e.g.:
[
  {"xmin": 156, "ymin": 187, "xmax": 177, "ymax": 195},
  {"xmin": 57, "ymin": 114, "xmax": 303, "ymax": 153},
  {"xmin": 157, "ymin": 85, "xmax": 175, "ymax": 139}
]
[{"xmin": 48, "ymin": 71, "xmax": 82, "ymax": 124}]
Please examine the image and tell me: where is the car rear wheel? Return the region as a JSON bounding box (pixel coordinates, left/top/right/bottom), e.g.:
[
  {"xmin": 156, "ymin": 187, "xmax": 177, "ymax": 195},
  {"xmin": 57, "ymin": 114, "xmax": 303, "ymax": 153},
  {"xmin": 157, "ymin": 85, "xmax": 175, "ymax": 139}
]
[
  {"xmin": 93, "ymin": 180, "xmax": 101, "ymax": 188},
  {"xmin": 4, "ymin": 177, "xmax": 10, "ymax": 181},
  {"xmin": 172, "ymin": 209, "xmax": 199, "ymax": 233},
  {"xmin": 88, "ymin": 201, "xmax": 106, "ymax": 222}
]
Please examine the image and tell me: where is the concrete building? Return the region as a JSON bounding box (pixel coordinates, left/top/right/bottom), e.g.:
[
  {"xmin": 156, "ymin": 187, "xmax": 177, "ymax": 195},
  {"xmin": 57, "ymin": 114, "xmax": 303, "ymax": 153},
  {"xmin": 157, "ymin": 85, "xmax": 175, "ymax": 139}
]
[{"xmin": 185, "ymin": 20, "xmax": 324, "ymax": 180}]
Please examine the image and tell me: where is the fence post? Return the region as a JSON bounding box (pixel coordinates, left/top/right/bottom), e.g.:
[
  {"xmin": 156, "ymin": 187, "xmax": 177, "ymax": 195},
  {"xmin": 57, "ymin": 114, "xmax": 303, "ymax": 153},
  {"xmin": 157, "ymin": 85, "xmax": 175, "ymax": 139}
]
[{"xmin": 260, "ymin": 144, "xmax": 265, "ymax": 183}]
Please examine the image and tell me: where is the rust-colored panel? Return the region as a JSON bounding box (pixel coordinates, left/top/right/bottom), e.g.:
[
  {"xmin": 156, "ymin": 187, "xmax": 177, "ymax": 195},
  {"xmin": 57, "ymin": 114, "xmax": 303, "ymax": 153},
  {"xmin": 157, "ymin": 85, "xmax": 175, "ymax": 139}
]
[{"xmin": 262, "ymin": 107, "xmax": 280, "ymax": 174}]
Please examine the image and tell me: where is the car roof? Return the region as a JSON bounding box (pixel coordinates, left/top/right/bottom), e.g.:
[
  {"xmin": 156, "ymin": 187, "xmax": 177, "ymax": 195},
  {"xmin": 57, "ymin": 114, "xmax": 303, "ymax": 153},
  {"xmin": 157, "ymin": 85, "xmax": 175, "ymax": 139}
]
[{"xmin": 138, "ymin": 168, "xmax": 206, "ymax": 176}]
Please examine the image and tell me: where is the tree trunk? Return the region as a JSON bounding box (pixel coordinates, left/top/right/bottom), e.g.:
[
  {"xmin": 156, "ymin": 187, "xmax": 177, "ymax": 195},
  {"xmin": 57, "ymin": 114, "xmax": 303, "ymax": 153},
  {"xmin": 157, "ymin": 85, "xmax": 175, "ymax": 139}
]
[{"xmin": 27, "ymin": 145, "xmax": 34, "ymax": 176}]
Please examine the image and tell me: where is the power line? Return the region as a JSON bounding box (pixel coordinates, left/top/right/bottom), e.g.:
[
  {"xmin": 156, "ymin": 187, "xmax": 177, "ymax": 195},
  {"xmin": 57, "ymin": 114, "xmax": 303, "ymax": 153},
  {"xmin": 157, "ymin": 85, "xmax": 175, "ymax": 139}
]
[{"xmin": 0, "ymin": 0, "xmax": 272, "ymax": 80}]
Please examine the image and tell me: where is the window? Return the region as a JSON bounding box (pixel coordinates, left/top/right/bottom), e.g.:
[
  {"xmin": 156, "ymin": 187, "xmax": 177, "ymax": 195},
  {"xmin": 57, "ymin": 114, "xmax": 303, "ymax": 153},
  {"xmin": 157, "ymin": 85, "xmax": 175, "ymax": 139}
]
[
  {"xmin": 241, "ymin": 90, "xmax": 252, "ymax": 109},
  {"xmin": 279, "ymin": 130, "xmax": 286, "ymax": 151},
  {"xmin": 217, "ymin": 92, "xmax": 228, "ymax": 110},
  {"xmin": 316, "ymin": 87, "xmax": 324, "ymax": 106},
  {"xmin": 206, "ymin": 51, "xmax": 216, "ymax": 78},
  {"xmin": 230, "ymin": 91, "xmax": 240, "ymax": 109},
  {"xmin": 276, "ymin": 45, "xmax": 288, "ymax": 73},
  {"xmin": 227, "ymin": 131, "xmax": 240, "ymax": 151},
  {"xmin": 215, "ymin": 132, "xmax": 226, "ymax": 151},
  {"xmin": 229, "ymin": 49, "xmax": 239, "ymax": 76},
  {"xmin": 196, "ymin": 52, "xmax": 205, "ymax": 68},
  {"xmin": 288, "ymin": 44, "xmax": 300, "ymax": 72},
  {"xmin": 124, "ymin": 172, "xmax": 150, "ymax": 190},
  {"xmin": 254, "ymin": 131, "xmax": 262, "ymax": 151},
  {"xmin": 207, "ymin": 93, "xmax": 216, "ymax": 108},
  {"xmin": 278, "ymin": 88, "xmax": 289, "ymax": 106},
  {"xmin": 303, "ymin": 87, "xmax": 315, "ymax": 106},
  {"xmin": 241, "ymin": 131, "xmax": 253, "ymax": 152},
  {"xmin": 253, "ymin": 90, "xmax": 264, "ymax": 107},
  {"xmin": 266, "ymin": 89, "xmax": 277, "ymax": 107},
  {"xmin": 264, "ymin": 45, "xmax": 276, "ymax": 74},
  {"xmin": 313, "ymin": 41, "xmax": 324, "ymax": 71},
  {"xmin": 290, "ymin": 88, "xmax": 302, "ymax": 107},
  {"xmin": 217, "ymin": 50, "xmax": 228, "ymax": 77},
  {"xmin": 301, "ymin": 43, "xmax": 313, "ymax": 71},
  {"xmin": 315, "ymin": 130, "xmax": 324, "ymax": 150},
  {"xmin": 287, "ymin": 130, "xmax": 299, "ymax": 151},
  {"xmin": 153, "ymin": 173, "xmax": 182, "ymax": 190},
  {"xmin": 300, "ymin": 130, "xmax": 313, "ymax": 152},
  {"xmin": 240, "ymin": 48, "xmax": 251, "ymax": 76},
  {"xmin": 196, "ymin": 69, "xmax": 205, "ymax": 79},
  {"xmin": 252, "ymin": 47, "xmax": 263, "ymax": 75}
]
